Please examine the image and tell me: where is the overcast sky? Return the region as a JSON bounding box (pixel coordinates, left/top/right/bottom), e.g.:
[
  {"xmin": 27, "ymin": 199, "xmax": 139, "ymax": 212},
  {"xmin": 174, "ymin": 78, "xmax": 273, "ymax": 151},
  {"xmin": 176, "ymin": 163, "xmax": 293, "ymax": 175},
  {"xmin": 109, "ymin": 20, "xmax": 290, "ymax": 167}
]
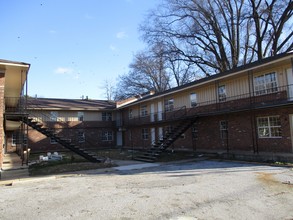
[{"xmin": 0, "ymin": 0, "xmax": 159, "ymax": 99}]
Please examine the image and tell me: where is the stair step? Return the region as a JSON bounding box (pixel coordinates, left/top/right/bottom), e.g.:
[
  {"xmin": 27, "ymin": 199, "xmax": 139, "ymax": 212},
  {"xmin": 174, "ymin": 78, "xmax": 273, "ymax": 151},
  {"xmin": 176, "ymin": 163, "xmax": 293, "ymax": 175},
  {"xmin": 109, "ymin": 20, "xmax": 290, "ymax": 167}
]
[
  {"xmin": 133, "ymin": 157, "xmax": 155, "ymax": 163},
  {"xmin": 140, "ymin": 154, "xmax": 158, "ymax": 159}
]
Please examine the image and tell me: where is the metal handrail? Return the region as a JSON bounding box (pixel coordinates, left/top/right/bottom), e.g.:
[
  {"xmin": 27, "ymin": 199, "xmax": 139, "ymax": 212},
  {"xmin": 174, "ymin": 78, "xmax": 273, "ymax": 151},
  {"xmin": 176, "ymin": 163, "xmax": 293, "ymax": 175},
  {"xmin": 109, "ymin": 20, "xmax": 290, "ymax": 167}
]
[
  {"xmin": 22, "ymin": 98, "xmax": 106, "ymax": 150},
  {"xmin": 124, "ymin": 84, "xmax": 292, "ymax": 126}
]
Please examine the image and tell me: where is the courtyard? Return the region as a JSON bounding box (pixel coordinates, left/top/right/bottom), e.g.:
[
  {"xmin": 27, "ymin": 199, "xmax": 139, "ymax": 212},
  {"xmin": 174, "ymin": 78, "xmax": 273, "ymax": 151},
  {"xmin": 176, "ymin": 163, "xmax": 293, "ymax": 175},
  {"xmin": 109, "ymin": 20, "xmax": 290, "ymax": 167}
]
[{"xmin": 1, "ymin": 159, "xmax": 293, "ymax": 220}]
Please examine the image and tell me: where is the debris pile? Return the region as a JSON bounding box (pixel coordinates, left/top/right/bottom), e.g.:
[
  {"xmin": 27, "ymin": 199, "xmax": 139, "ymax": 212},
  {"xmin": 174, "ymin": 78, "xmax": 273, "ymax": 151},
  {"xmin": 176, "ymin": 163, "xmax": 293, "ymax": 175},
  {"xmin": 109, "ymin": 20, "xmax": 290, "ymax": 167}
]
[{"xmin": 39, "ymin": 152, "xmax": 63, "ymax": 161}]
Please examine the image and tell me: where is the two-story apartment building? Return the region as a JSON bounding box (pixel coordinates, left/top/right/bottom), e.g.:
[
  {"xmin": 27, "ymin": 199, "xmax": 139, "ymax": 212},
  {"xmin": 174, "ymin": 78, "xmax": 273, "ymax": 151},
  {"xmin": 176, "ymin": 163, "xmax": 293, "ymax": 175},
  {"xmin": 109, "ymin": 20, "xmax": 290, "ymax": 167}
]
[
  {"xmin": 3, "ymin": 52, "xmax": 293, "ymax": 166},
  {"xmin": 16, "ymin": 98, "xmax": 117, "ymax": 153},
  {"xmin": 116, "ymin": 51, "xmax": 293, "ymax": 161}
]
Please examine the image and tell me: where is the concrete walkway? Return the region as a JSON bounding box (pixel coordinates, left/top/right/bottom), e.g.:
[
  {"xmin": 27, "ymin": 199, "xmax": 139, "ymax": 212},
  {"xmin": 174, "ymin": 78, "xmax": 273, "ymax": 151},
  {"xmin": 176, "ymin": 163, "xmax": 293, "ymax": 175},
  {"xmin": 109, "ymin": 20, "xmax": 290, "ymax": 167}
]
[{"xmin": 0, "ymin": 153, "xmax": 29, "ymax": 181}]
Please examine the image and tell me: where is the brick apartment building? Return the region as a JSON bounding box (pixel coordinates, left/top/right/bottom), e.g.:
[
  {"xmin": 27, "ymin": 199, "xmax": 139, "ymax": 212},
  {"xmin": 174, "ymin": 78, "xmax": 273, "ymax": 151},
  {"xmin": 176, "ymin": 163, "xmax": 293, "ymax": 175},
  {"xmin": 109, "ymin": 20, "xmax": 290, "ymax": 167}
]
[
  {"xmin": 24, "ymin": 98, "xmax": 116, "ymax": 153},
  {"xmin": 116, "ymin": 51, "xmax": 293, "ymax": 161},
  {"xmin": 1, "ymin": 51, "xmax": 293, "ymax": 167}
]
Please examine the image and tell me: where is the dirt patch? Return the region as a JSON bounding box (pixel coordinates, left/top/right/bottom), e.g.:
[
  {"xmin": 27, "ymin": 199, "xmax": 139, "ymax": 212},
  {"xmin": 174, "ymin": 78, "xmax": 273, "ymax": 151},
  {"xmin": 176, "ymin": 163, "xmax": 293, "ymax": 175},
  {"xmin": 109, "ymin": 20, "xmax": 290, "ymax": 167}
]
[{"xmin": 257, "ymin": 172, "xmax": 280, "ymax": 186}]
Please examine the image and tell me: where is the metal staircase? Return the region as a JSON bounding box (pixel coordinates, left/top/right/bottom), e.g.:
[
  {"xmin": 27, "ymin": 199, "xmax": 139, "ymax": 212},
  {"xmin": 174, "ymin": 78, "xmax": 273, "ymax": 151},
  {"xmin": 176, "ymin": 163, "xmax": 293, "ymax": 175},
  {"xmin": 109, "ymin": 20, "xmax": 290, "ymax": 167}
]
[
  {"xmin": 134, "ymin": 118, "xmax": 198, "ymax": 162},
  {"xmin": 22, "ymin": 117, "xmax": 103, "ymax": 163}
]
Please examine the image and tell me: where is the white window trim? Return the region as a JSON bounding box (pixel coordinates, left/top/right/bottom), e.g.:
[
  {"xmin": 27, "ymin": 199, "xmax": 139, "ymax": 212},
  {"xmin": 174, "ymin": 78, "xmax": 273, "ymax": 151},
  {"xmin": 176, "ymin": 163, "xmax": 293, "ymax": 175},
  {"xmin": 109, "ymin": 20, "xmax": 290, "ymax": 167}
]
[
  {"xmin": 257, "ymin": 116, "xmax": 282, "ymax": 138},
  {"xmin": 102, "ymin": 131, "xmax": 113, "ymax": 141},
  {"xmin": 254, "ymin": 72, "xmax": 278, "ymax": 96},
  {"xmin": 219, "ymin": 120, "xmax": 228, "ymax": 139},
  {"xmin": 78, "ymin": 131, "xmax": 85, "ymax": 143},
  {"xmin": 78, "ymin": 112, "xmax": 84, "ymax": 121},
  {"xmin": 140, "ymin": 105, "xmax": 148, "ymax": 117},
  {"xmin": 218, "ymin": 85, "xmax": 226, "ymax": 102},
  {"xmin": 165, "ymin": 99, "xmax": 174, "ymax": 112},
  {"xmin": 190, "ymin": 93, "xmax": 197, "ymax": 107},
  {"xmin": 141, "ymin": 128, "xmax": 149, "ymax": 140}
]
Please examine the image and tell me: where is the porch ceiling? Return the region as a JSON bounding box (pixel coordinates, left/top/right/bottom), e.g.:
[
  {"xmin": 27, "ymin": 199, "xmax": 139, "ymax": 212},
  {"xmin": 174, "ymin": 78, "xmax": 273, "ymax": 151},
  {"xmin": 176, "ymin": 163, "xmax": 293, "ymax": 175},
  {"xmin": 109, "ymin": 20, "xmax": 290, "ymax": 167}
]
[
  {"xmin": 0, "ymin": 61, "xmax": 30, "ymax": 107},
  {"xmin": 5, "ymin": 120, "xmax": 22, "ymax": 131}
]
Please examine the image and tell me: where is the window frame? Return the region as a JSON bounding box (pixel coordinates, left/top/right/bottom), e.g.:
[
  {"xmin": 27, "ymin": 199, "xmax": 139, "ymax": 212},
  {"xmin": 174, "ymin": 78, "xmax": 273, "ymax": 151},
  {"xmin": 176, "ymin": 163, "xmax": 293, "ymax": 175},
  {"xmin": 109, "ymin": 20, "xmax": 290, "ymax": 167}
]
[
  {"xmin": 129, "ymin": 109, "xmax": 133, "ymax": 119},
  {"xmin": 78, "ymin": 112, "xmax": 84, "ymax": 121},
  {"xmin": 102, "ymin": 112, "xmax": 112, "ymax": 121},
  {"xmin": 192, "ymin": 124, "xmax": 198, "ymax": 139},
  {"xmin": 12, "ymin": 133, "xmax": 17, "ymax": 146},
  {"xmin": 50, "ymin": 111, "xmax": 58, "ymax": 122},
  {"xmin": 254, "ymin": 72, "xmax": 278, "ymax": 96},
  {"xmin": 165, "ymin": 98, "xmax": 174, "ymax": 112},
  {"xmin": 101, "ymin": 131, "xmax": 113, "ymax": 141},
  {"xmin": 141, "ymin": 128, "xmax": 149, "ymax": 140},
  {"xmin": 140, "ymin": 105, "xmax": 148, "ymax": 117},
  {"xmin": 257, "ymin": 116, "xmax": 282, "ymax": 138},
  {"xmin": 190, "ymin": 93, "xmax": 197, "ymax": 107},
  {"xmin": 78, "ymin": 130, "xmax": 85, "ymax": 143},
  {"xmin": 218, "ymin": 85, "xmax": 226, "ymax": 102},
  {"xmin": 50, "ymin": 138, "xmax": 57, "ymax": 144},
  {"xmin": 219, "ymin": 120, "xmax": 228, "ymax": 139}
]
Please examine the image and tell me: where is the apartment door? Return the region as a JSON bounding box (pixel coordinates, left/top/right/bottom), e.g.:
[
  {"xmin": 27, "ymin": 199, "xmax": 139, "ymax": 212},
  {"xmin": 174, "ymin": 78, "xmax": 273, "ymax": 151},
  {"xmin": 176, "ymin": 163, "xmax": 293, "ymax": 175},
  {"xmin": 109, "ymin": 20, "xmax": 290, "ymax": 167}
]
[
  {"xmin": 150, "ymin": 103, "xmax": 155, "ymax": 122},
  {"xmin": 158, "ymin": 127, "xmax": 163, "ymax": 140},
  {"xmin": 157, "ymin": 101, "xmax": 163, "ymax": 121},
  {"xmin": 116, "ymin": 131, "xmax": 122, "ymax": 146},
  {"xmin": 151, "ymin": 128, "xmax": 156, "ymax": 145},
  {"xmin": 287, "ymin": 68, "xmax": 293, "ymax": 100}
]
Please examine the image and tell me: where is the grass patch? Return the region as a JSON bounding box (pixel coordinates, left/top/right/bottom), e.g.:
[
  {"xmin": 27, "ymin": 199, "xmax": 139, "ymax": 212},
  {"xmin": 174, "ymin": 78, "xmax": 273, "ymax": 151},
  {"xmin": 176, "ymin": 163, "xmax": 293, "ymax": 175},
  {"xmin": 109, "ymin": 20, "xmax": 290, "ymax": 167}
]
[
  {"xmin": 29, "ymin": 159, "xmax": 115, "ymax": 176},
  {"xmin": 28, "ymin": 149, "xmax": 133, "ymax": 176}
]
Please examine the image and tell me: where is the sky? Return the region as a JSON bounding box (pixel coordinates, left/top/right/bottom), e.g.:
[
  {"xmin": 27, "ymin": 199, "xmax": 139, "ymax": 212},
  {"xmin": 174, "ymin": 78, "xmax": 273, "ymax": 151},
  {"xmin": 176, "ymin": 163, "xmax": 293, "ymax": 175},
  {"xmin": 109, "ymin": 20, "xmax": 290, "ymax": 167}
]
[{"xmin": 0, "ymin": 0, "xmax": 159, "ymax": 99}]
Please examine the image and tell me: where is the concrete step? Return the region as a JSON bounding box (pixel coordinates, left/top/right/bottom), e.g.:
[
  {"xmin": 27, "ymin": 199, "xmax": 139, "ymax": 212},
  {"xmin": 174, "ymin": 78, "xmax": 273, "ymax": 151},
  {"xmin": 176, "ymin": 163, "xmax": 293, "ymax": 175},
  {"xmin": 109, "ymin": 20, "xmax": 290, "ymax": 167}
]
[{"xmin": 1, "ymin": 168, "xmax": 29, "ymax": 181}]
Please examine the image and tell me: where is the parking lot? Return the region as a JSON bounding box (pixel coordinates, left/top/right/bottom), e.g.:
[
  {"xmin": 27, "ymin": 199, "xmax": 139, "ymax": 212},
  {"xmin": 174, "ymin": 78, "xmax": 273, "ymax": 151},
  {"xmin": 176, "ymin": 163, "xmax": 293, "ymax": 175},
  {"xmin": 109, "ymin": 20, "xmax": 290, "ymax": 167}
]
[{"xmin": 1, "ymin": 159, "xmax": 293, "ymax": 220}]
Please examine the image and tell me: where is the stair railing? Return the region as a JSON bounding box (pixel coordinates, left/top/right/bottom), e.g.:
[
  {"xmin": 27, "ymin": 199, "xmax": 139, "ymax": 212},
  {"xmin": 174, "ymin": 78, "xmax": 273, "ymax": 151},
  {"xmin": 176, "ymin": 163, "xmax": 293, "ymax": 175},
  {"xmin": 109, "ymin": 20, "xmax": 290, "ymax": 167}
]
[{"xmin": 25, "ymin": 99, "xmax": 101, "ymax": 152}]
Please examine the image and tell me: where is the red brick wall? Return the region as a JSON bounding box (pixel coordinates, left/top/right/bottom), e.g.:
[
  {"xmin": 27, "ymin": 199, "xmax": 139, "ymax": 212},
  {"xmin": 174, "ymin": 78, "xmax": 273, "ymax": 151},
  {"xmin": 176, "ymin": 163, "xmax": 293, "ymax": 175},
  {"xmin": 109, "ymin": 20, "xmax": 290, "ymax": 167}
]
[
  {"xmin": 122, "ymin": 107, "xmax": 293, "ymax": 154},
  {"xmin": 28, "ymin": 121, "xmax": 116, "ymax": 153}
]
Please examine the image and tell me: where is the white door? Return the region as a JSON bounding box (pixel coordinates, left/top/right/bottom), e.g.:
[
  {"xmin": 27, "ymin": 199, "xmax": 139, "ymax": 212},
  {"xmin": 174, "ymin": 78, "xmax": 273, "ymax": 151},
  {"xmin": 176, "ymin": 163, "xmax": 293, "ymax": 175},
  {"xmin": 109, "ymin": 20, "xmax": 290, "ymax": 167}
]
[
  {"xmin": 150, "ymin": 103, "xmax": 155, "ymax": 122},
  {"xmin": 151, "ymin": 128, "xmax": 156, "ymax": 145},
  {"xmin": 158, "ymin": 101, "xmax": 163, "ymax": 121},
  {"xmin": 158, "ymin": 127, "xmax": 163, "ymax": 140},
  {"xmin": 287, "ymin": 68, "xmax": 293, "ymax": 100},
  {"xmin": 116, "ymin": 131, "xmax": 122, "ymax": 146}
]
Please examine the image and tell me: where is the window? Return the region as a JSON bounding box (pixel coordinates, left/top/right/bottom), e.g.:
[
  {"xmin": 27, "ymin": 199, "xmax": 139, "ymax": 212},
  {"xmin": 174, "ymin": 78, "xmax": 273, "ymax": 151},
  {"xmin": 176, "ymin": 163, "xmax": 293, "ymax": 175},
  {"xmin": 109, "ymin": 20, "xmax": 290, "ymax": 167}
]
[
  {"xmin": 12, "ymin": 133, "xmax": 17, "ymax": 146},
  {"xmin": 220, "ymin": 120, "xmax": 228, "ymax": 139},
  {"xmin": 190, "ymin": 93, "xmax": 197, "ymax": 107},
  {"xmin": 50, "ymin": 138, "xmax": 57, "ymax": 144},
  {"xmin": 140, "ymin": 105, "xmax": 148, "ymax": 117},
  {"xmin": 165, "ymin": 98, "xmax": 174, "ymax": 112},
  {"xmin": 257, "ymin": 116, "xmax": 281, "ymax": 138},
  {"xmin": 218, "ymin": 85, "xmax": 226, "ymax": 102},
  {"xmin": 50, "ymin": 111, "xmax": 58, "ymax": 121},
  {"xmin": 78, "ymin": 112, "xmax": 84, "ymax": 121},
  {"xmin": 192, "ymin": 124, "xmax": 198, "ymax": 139},
  {"xmin": 78, "ymin": 131, "xmax": 85, "ymax": 143},
  {"xmin": 254, "ymin": 72, "xmax": 278, "ymax": 95},
  {"xmin": 165, "ymin": 126, "xmax": 173, "ymax": 135},
  {"xmin": 102, "ymin": 112, "xmax": 112, "ymax": 121},
  {"xmin": 129, "ymin": 109, "xmax": 133, "ymax": 119},
  {"xmin": 102, "ymin": 131, "xmax": 113, "ymax": 141},
  {"xmin": 141, "ymin": 128, "xmax": 149, "ymax": 140}
]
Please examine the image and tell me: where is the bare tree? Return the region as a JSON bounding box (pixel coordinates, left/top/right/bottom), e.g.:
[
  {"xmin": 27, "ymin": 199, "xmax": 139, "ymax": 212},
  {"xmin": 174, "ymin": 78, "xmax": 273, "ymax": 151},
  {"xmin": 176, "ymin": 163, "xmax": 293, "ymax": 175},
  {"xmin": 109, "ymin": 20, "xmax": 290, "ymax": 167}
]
[
  {"xmin": 101, "ymin": 79, "xmax": 115, "ymax": 101},
  {"xmin": 114, "ymin": 44, "xmax": 171, "ymax": 100},
  {"xmin": 140, "ymin": 0, "xmax": 293, "ymax": 76}
]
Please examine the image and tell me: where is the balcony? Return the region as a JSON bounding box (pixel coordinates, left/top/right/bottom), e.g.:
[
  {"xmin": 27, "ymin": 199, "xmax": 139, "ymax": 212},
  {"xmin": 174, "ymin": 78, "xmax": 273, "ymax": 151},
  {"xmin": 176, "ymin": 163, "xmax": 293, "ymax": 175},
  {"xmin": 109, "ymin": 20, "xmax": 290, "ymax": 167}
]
[
  {"xmin": 123, "ymin": 84, "xmax": 293, "ymax": 127},
  {"xmin": 4, "ymin": 96, "xmax": 27, "ymax": 114}
]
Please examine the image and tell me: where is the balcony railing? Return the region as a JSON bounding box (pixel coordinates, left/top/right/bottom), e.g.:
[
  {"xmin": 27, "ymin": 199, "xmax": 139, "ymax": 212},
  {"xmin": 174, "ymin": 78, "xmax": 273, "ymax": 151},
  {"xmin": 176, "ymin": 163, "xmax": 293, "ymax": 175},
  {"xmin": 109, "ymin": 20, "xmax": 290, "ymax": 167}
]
[
  {"xmin": 123, "ymin": 84, "xmax": 293, "ymax": 127},
  {"xmin": 4, "ymin": 96, "xmax": 27, "ymax": 113}
]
